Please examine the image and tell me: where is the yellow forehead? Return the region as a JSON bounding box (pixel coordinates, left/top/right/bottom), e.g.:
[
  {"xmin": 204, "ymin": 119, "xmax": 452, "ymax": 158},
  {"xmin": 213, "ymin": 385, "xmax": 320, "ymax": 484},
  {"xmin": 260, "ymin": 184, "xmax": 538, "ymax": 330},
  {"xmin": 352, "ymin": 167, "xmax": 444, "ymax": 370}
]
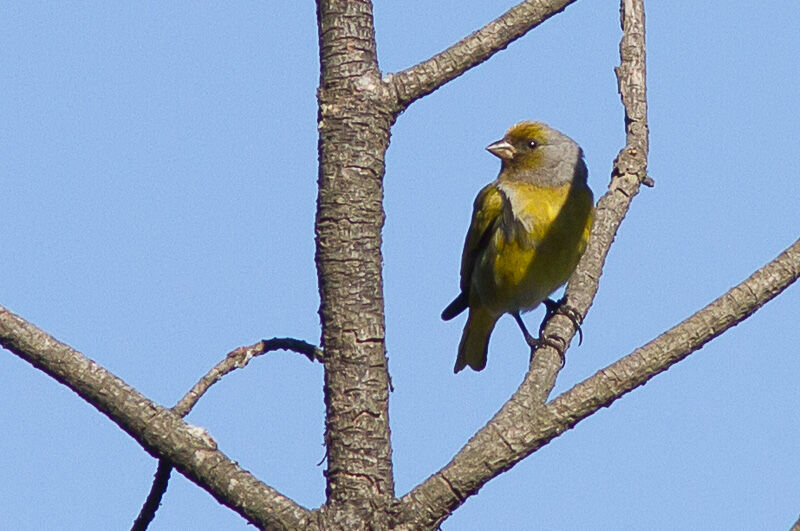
[{"xmin": 505, "ymin": 121, "xmax": 549, "ymax": 143}]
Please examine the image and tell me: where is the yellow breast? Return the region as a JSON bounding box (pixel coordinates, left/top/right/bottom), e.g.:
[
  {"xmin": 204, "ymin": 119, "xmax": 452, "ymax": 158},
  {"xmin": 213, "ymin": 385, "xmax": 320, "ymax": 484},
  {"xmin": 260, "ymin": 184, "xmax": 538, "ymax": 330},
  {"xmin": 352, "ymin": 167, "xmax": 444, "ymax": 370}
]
[{"xmin": 472, "ymin": 181, "xmax": 593, "ymax": 314}]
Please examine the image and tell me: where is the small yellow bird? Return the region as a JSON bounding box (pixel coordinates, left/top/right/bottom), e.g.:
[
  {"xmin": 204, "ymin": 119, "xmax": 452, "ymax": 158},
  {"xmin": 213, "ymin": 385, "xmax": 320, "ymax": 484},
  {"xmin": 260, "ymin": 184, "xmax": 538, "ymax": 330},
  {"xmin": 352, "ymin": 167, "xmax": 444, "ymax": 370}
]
[{"xmin": 442, "ymin": 121, "xmax": 594, "ymax": 372}]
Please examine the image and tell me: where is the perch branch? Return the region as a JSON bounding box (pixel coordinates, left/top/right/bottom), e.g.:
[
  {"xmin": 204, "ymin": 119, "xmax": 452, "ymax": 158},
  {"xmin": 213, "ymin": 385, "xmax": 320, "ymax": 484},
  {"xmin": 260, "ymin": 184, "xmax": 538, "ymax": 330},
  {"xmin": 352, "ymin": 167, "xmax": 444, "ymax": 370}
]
[
  {"xmin": 399, "ymin": 235, "xmax": 800, "ymax": 529},
  {"xmin": 526, "ymin": 0, "xmax": 651, "ymax": 404},
  {"xmin": 394, "ymin": 0, "xmax": 652, "ymax": 526}
]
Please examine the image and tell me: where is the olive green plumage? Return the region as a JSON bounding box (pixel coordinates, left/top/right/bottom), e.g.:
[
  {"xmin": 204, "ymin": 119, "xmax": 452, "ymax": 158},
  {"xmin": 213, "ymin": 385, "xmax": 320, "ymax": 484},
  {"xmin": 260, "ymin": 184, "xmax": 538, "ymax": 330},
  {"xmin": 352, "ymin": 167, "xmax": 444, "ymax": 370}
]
[{"xmin": 443, "ymin": 121, "xmax": 594, "ymax": 372}]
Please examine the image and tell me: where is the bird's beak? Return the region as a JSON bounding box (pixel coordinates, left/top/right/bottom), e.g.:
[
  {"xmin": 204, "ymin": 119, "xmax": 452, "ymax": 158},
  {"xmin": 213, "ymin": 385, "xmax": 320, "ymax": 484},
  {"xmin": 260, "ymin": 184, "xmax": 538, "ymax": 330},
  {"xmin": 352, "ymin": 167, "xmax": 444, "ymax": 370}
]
[{"xmin": 486, "ymin": 139, "xmax": 515, "ymax": 161}]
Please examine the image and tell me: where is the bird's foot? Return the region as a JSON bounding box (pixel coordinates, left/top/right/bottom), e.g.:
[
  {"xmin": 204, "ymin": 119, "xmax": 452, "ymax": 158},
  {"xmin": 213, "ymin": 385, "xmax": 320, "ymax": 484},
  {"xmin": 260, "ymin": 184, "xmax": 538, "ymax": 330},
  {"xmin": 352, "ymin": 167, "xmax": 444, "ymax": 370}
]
[
  {"xmin": 541, "ymin": 297, "xmax": 584, "ymax": 346},
  {"xmin": 513, "ymin": 311, "xmax": 566, "ymax": 367}
]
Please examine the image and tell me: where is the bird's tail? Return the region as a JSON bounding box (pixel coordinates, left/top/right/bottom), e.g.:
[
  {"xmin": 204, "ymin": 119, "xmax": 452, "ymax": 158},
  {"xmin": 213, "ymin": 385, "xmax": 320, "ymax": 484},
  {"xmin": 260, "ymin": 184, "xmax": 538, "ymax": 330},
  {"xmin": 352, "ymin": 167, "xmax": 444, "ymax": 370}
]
[
  {"xmin": 454, "ymin": 307, "xmax": 498, "ymax": 373},
  {"xmin": 441, "ymin": 292, "xmax": 468, "ymax": 321}
]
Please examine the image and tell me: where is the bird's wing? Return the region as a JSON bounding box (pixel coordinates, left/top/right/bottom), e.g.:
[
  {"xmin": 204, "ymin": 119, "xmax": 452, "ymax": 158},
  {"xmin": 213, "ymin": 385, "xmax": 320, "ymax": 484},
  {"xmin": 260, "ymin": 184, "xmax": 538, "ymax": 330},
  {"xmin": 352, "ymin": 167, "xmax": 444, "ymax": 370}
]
[{"xmin": 459, "ymin": 183, "xmax": 504, "ymax": 294}]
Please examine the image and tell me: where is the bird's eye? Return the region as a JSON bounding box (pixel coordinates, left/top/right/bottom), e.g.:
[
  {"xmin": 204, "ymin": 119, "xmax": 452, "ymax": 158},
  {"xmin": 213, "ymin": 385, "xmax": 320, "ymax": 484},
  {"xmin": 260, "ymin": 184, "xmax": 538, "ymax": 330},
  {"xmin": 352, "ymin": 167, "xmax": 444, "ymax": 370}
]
[{"xmin": 528, "ymin": 139, "xmax": 538, "ymax": 149}]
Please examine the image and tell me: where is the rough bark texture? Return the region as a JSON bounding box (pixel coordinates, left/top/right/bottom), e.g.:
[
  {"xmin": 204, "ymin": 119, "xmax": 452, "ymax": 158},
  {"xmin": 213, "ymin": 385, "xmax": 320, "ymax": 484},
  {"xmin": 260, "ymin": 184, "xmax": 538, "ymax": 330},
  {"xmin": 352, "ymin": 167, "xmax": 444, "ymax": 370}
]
[
  {"xmin": 132, "ymin": 459, "xmax": 173, "ymax": 531},
  {"xmin": 388, "ymin": 0, "xmax": 580, "ymax": 110},
  {"xmin": 398, "ymin": 235, "xmax": 800, "ymax": 528},
  {"xmin": 0, "ymin": 305, "xmax": 311, "ymax": 531},
  {"xmin": 315, "ymin": 0, "xmax": 396, "ymax": 526},
  {"xmin": 1, "ymin": 0, "xmax": 797, "ymax": 529},
  {"xmin": 520, "ymin": 0, "xmax": 653, "ymax": 409},
  {"xmin": 393, "ymin": 0, "xmax": 651, "ymax": 527}
]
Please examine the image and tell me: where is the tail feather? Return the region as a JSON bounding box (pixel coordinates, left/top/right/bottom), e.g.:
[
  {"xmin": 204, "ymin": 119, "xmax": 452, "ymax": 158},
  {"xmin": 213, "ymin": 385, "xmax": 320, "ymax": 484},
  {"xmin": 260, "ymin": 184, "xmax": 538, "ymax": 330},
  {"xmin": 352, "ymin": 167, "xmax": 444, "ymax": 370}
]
[
  {"xmin": 454, "ymin": 308, "xmax": 498, "ymax": 373},
  {"xmin": 441, "ymin": 292, "xmax": 468, "ymax": 321}
]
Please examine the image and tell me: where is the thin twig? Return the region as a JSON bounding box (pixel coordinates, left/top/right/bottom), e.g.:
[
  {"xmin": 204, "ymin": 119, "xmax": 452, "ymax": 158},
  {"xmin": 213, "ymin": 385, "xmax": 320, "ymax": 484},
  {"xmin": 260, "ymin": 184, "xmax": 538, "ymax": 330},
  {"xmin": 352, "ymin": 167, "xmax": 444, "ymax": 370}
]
[
  {"xmin": 175, "ymin": 338, "xmax": 323, "ymax": 417},
  {"xmin": 386, "ymin": 0, "xmax": 581, "ymax": 111},
  {"xmin": 132, "ymin": 337, "xmax": 323, "ymax": 530},
  {"xmin": 0, "ymin": 307, "xmax": 313, "ymax": 530},
  {"xmin": 131, "ymin": 459, "xmax": 172, "ymax": 531}
]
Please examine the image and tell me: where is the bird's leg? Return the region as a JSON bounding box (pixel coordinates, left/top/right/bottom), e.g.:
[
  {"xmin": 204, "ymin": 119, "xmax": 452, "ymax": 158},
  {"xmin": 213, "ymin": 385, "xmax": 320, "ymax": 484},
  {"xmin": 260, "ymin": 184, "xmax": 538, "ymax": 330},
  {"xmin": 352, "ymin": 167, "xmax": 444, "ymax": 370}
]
[
  {"xmin": 541, "ymin": 297, "xmax": 584, "ymax": 346},
  {"xmin": 513, "ymin": 311, "xmax": 538, "ymax": 348},
  {"xmin": 513, "ymin": 311, "xmax": 565, "ymax": 366}
]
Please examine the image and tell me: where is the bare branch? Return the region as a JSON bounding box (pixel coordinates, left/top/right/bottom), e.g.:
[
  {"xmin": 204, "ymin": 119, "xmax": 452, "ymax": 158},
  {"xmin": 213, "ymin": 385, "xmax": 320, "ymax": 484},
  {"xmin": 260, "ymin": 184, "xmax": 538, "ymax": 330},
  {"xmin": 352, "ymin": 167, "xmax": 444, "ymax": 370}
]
[
  {"xmin": 0, "ymin": 305, "xmax": 312, "ymax": 530},
  {"xmin": 174, "ymin": 338, "xmax": 323, "ymax": 417},
  {"xmin": 132, "ymin": 338, "xmax": 322, "ymax": 530},
  {"xmin": 131, "ymin": 459, "xmax": 172, "ymax": 531},
  {"xmin": 386, "ymin": 0, "xmax": 580, "ymax": 111},
  {"xmin": 519, "ymin": 0, "xmax": 652, "ymax": 407},
  {"xmin": 539, "ymin": 237, "xmax": 800, "ymax": 446},
  {"xmin": 398, "ymin": 236, "xmax": 800, "ymax": 529},
  {"xmin": 393, "ymin": 0, "xmax": 651, "ymax": 526}
]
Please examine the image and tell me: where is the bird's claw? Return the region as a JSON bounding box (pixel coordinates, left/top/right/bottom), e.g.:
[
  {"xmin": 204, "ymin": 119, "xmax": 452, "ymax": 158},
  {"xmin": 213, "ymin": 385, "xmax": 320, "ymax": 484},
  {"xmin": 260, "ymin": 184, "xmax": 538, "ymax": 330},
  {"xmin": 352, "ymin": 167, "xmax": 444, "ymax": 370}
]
[
  {"xmin": 514, "ymin": 311, "xmax": 566, "ymax": 368},
  {"xmin": 528, "ymin": 334, "xmax": 566, "ymax": 368},
  {"xmin": 541, "ymin": 297, "xmax": 584, "ymax": 346}
]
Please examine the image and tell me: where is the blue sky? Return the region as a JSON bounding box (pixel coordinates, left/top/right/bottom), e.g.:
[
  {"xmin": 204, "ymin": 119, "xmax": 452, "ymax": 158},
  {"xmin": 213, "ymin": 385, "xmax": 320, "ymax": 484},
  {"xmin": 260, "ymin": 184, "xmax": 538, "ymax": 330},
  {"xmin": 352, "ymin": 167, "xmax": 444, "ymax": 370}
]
[{"xmin": 2, "ymin": 2, "xmax": 799, "ymax": 529}]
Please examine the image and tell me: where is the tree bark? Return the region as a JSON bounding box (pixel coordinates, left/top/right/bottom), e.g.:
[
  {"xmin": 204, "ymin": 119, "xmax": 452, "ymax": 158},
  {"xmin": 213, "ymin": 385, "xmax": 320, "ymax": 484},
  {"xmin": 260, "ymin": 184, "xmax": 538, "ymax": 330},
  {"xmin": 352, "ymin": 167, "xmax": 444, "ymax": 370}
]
[
  {"xmin": 315, "ymin": 0, "xmax": 396, "ymax": 525},
  {"xmin": 0, "ymin": 305, "xmax": 310, "ymax": 530},
  {"xmin": 2, "ymin": 1, "xmax": 797, "ymax": 529}
]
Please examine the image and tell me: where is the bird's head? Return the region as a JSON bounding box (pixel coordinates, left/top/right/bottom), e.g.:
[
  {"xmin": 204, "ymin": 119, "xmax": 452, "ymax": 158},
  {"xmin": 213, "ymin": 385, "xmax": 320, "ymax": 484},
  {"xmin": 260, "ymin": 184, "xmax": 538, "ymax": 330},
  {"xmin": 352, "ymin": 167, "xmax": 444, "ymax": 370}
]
[{"xmin": 487, "ymin": 121, "xmax": 586, "ymax": 187}]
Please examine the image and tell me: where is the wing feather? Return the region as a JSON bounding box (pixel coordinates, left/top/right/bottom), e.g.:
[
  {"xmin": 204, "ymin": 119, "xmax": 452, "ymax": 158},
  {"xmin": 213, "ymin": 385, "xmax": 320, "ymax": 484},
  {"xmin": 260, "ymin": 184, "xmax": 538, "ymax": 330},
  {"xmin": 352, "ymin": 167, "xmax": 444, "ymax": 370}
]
[{"xmin": 459, "ymin": 184, "xmax": 504, "ymax": 294}]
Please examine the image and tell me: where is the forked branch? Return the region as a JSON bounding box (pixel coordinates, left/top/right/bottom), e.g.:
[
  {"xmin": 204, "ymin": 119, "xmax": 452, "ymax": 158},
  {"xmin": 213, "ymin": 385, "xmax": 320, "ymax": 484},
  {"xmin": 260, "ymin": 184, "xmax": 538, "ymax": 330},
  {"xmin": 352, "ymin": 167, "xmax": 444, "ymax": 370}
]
[
  {"xmin": 0, "ymin": 306, "xmax": 311, "ymax": 530},
  {"xmin": 396, "ymin": 0, "xmax": 651, "ymax": 526},
  {"xmin": 398, "ymin": 236, "xmax": 800, "ymax": 528},
  {"xmin": 132, "ymin": 338, "xmax": 323, "ymax": 530}
]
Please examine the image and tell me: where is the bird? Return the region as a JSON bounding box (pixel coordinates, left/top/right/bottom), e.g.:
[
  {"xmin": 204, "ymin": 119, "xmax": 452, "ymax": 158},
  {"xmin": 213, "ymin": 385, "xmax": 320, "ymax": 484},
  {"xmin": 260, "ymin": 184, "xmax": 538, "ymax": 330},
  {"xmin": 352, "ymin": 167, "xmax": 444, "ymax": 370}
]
[{"xmin": 442, "ymin": 121, "xmax": 594, "ymax": 373}]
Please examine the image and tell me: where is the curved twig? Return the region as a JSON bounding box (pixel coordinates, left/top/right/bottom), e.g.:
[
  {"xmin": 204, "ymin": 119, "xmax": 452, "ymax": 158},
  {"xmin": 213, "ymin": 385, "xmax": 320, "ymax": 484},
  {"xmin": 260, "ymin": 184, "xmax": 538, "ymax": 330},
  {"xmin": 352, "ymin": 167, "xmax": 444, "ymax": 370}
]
[
  {"xmin": 0, "ymin": 308, "xmax": 312, "ymax": 530},
  {"xmin": 132, "ymin": 338, "xmax": 323, "ymax": 530},
  {"xmin": 174, "ymin": 338, "xmax": 323, "ymax": 417},
  {"xmin": 386, "ymin": 0, "xmax": 580, "ymax": 111}
]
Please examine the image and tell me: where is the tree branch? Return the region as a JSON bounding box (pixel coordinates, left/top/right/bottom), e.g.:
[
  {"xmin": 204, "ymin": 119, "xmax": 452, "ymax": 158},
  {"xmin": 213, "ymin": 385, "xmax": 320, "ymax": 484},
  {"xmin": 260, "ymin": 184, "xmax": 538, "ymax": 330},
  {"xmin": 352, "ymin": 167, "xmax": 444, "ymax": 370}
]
[
  {"xmin": 316, "ymin": 0, "xmax": 396, "ymax": 521},
  {"xmin": 131, "ymin": 459, "xmax": 172, "ymax": 531},
  {"xmin": 132, "ymin": 338, "xmax": 323, "ymax": 530},
  {"xmin": 174, "ymin": 338, "xmax": 323, "ymax": 416},
  {"xmin": 398, "ymin": 235, "xmax": 800, "ymax": 529},
  {"xmin": 386, "ymin": 0, "xmax": 580, "ymax": 111},
  {"xmin": 0, "ymin": 305, "xmax": 312, "ymax": 530},
  {"xmin": 394, "ymin": 0, "xmax": 651, "ymax": 526},
  {"xmin": 519, "ymin": 0, "xmax": 652, "ymax": 412}
]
